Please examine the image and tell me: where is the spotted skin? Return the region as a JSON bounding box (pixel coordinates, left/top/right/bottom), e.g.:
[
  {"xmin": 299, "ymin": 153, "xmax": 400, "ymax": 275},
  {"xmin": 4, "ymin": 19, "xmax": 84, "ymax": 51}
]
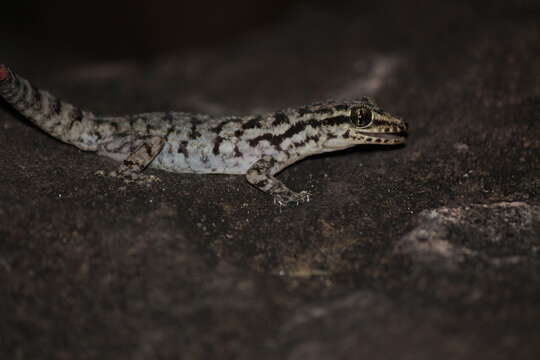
[{"xmin": 0, "ymin": 64, "xmax": 408, "ymax": 206}]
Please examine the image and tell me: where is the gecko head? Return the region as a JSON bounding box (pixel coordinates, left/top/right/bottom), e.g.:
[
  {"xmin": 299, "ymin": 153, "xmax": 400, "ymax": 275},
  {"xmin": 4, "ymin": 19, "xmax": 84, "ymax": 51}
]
[{"xmin": 313, "ymin": 98, "xmax": 408, "ymax": 150}]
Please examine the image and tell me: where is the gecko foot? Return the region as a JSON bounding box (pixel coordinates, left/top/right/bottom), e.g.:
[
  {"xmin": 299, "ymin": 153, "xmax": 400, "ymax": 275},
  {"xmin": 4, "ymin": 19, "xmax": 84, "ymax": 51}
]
[
  {"xmin": 107, "ymin": 170, "xmax": 161, "ymax": 186},
  {"xmin": 273, "ymin": 190, "xmax": 311, "ymax": 207}
]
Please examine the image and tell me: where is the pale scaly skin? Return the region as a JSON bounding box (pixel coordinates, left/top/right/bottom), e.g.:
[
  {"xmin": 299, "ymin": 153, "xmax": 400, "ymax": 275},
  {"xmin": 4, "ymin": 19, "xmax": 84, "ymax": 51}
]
[{"xmin": 0, "ymin": 64, "xmax": 408, "ymax": 206}]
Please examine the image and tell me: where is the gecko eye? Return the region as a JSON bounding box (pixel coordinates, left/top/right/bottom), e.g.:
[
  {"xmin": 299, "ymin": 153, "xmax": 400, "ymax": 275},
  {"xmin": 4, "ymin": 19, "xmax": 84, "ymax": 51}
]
[{"xmin": 351, "ymin": 108, "xmax": 373, "ymax": 128}]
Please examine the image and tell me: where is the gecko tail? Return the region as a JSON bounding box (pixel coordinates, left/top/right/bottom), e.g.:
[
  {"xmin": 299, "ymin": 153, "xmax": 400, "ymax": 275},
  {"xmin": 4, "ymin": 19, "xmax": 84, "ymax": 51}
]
[
  {"xmin": 0, "ymin": 64, "xmax": 99, "ymax": 151},
  {"xmin": 0, "ymin": 65, "xmax": 8, "ymax": 81}
]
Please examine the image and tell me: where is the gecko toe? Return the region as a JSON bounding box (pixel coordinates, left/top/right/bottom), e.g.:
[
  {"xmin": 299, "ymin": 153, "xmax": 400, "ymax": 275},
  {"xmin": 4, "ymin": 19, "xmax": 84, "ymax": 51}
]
[
  {"xmin": 273, "ymin": 190, "xmax": 312, "ymax": 207},
  {"xmin": 106, "ymin": 169, "xmax": 160, "ymax": 186}
]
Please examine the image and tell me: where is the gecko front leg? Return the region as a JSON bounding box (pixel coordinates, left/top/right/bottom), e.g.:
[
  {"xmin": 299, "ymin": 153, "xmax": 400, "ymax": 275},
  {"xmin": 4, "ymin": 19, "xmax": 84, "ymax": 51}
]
[
  {"xmin": 246, "ymin": 155, "xmax": 311, "ymax": 206},
  {"xmin": 99, "ymin": 134, "xmax": 165, "ymax": 185}
]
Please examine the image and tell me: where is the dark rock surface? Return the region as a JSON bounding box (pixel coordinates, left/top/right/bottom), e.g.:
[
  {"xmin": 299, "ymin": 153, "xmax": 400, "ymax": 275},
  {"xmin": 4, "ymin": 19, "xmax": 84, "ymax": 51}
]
[
  {"xmin": 1, "ymin": 1, "xmax": 539, "ymax": 359},
  {"xmin": 396, "ymin": 202, "xmax": 540, "ymax": 268}
]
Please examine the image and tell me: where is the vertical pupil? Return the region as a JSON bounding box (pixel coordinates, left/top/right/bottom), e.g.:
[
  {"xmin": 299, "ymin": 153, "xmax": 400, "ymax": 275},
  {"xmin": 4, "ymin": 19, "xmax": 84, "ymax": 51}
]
[
  {"xmin": 351, "ymin": 109, "xmax": 359, "ymax": 123},
  {"xmin": 353, "ymin": 109, "xmax": 371, "ymax": 127}
]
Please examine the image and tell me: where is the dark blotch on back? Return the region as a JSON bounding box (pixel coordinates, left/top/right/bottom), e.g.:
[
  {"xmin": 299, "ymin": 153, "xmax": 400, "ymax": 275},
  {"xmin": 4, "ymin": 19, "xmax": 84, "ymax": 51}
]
[
  {"xmin": 190, "ymin": 118, "xmax": 202, "ymax": 139},
  {"xmin": 178, "ymin": 141, "xmax": 189, "ymax": 157},
  {"xmin": 211, "ymin": 117, "xmax": 243, "ymax": 135},
  {"xmin": 53, "ymin": 98, "xmax": 62, "ymax": 115},
  {"xmin": 70, "ymin": 107, "xmax": 83, "ymax": 122},
  {"xmin": 32, "ymin": 86, "xmax": 42, "ymax": 111},
  {"xmin": 163, "ymin": 112, "xmax": 174, "ymax": 122},
  {"xmin": 233, "ymin": 145, "xmax": 242, "ymax": 157},
  {"xmin": 249, "ymin": 119, "xmax": 317, "ymax": 148},
  {"xmin": 51, "ymin": 97, "xmax": 62, "ymax": 115},
  {"xmin": 272, "ymin": 112, "xmax": 289, "ymax": 126},
  {"xmin": 67, "ymin": 107, "xmax": 83, "ymax": 130},
  {"xmin": 234, "ymin": 129, "xmax": 243, "ymax": 138},
  {"xmin": 292, "ymin": 134, "xmax": 320, "ymax": 148},
  {"xmin": 297, "ymin": 107, "xmax": 313, "ymax": 116},
  {"xmin": 241, "ymin": 115, "xmax": 263, "ymax": 130},
  {"xmin": 248, "ymin": 133, "xmax": 277, "ymax": 147},
  {"xmin": 165, "ymin": 125, "xmax": 176, "ymax": 138},
  {"xmin": 308, "ymin": 135, "xmax": 320, "ymax": 143},
  {"xmin": 162, "ymin": 113, "xmax": 176, "ymax": 138},
  {"xmin": 212, "ymin": 136, "xmax": 224, "ymax": 155}
]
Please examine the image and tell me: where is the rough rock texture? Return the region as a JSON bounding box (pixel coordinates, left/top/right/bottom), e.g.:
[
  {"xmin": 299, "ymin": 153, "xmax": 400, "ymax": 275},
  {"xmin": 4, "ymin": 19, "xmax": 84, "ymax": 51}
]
[
  {"xmin": 395, "ymin": 202, "xmax": 540, "ymax": 268},
  {"xmin": 1, "ymin": 1, "xmax": 540, "ymax": 359}
]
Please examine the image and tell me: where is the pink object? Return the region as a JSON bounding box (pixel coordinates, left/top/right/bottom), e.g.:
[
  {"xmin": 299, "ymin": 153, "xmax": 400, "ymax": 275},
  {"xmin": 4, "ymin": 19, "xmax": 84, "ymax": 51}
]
[{"xmin": 0, "ymin": 65, "xmax": 7, "ymax": 81}]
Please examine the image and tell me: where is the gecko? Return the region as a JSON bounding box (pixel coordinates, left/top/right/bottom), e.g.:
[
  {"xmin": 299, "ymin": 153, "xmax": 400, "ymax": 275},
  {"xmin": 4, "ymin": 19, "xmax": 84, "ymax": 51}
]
[{"xmin": 0, "ymin": 64, "xmax": 407, "ymax": 206}]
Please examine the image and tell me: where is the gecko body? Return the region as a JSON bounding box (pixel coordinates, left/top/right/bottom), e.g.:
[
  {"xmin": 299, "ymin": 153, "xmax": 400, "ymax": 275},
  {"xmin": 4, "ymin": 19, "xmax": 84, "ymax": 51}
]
[{"xmin": 0, "ymin": 65, "xmax": 407, "ymax": 205}]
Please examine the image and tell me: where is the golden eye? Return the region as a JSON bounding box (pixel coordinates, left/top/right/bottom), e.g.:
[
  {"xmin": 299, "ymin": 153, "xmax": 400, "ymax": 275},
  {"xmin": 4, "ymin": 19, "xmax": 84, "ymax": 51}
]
[{"xmin": 351, "ymin": 108, "xmax": 373, "ymax": 128}]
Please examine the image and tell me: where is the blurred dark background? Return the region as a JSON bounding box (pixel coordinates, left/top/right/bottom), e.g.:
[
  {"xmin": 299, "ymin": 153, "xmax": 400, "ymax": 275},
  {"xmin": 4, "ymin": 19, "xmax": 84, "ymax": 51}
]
[
  {"xmin": 2, "ymin": 1, "xmax": 326, "ymax": 58},
  {"xmin": 3, "ymin": 0, "xmax": 539, "ymax": 60},
  {"xmin": 2, "ymin": 1, "xmax": 540, "ymax": 359}
]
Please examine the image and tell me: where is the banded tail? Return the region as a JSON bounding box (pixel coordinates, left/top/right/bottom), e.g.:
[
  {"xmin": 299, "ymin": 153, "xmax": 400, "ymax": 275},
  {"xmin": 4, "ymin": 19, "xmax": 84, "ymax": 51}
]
[{"xmin": 0, "ymin": 64, "xmax": 99, "ymax": 151}]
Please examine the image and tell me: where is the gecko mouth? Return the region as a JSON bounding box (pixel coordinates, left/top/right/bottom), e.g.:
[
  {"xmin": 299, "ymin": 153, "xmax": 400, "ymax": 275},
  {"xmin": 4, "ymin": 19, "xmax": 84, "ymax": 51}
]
[{"xmin": 358, "ymin": 131, "xmax": 407, "ymax": 144}]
